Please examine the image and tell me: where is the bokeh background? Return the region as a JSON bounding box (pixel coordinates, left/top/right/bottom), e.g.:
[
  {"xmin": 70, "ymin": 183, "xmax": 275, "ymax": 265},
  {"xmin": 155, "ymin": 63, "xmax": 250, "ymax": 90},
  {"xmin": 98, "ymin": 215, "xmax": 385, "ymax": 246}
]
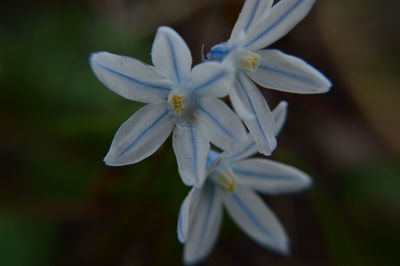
[{"xmin": 1, "ymin": 0, "xmax": 399, "ymax": 265}]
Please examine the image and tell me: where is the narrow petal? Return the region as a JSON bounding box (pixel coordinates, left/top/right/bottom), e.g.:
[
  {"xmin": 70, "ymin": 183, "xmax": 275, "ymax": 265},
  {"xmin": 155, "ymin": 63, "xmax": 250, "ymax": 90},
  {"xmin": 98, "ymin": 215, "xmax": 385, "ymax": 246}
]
[
  {"xmin": 151, "ymin": 26, "xmax": 192, "ymax": 85},
  {"xmin": 104, "ymin": 103, "xmax": 174, "ymax": 166},
  {"xmin": 248, "ymin": 49, "xmax": 331, "ymax": 93},
  {"xmin": 245, "ymin": 0, "xmax": 316, "ymax": 50},
  {"xmin": 197, "ymin": 98, "xmax": 247, "ymax": 151},
  {"xmin": 223, "ymin": 134, "xmax": 258, "ymax": 162},
  {"xmin": 230, "ymin": 0, "xmax": 274, "ymax": 39},
  {"xmin": 272, "ymin": 101, "xmax": 288, "ymax": 136},
  {"xmin": 177, "ymin": 187, "xmax": 201, "ymax": 243},
  {"xmin": 90, "ymin": 52, "xmax": 170, "ymax": 103},
  {"xmin": 224, "ymin": 187, "xmax": 289, "ymax": 255},
  {"xmin": 191, "ymin": 61, "xmax": 233, "ymax": 98},
  {"xmin": 173, "ymin": 124, "xmax": 210, "ymax": 187},
  {"xmin": 184, "ymin": 182, "xmax": 223, "ymax": 265},
  {"xmin": 233, "ymin": 158, "xmax": 312, "ymax": 194},
  {"xmin": 233, "ymin": 73, "xmax": 276, "ymax": 155}
]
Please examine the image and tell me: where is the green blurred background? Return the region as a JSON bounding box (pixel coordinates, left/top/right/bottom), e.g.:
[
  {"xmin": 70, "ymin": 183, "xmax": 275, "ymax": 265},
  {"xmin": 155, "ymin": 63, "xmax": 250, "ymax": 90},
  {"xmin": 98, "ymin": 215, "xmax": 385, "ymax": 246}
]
[{"xmin": 0, "ymin": 0, "xmax": 399, "ymax": 265}]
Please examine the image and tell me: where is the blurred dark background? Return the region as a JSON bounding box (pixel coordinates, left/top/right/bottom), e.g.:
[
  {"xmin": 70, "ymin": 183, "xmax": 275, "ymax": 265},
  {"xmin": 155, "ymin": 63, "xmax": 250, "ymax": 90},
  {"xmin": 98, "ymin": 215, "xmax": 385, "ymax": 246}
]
[{"xmin": 0, "ymin": 0, "xmax": 399, "ymax": 265}]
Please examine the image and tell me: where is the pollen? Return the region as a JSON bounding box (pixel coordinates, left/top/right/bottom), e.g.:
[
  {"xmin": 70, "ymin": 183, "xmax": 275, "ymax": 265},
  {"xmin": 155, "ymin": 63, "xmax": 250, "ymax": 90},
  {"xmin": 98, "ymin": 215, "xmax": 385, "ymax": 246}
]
[
  {"xmin": 170, "ymin": 94, "xmax": 184, "ymax": 113},
  {"xmin": 218, "ymin": 168, "xmax": 237, "ymax": 192},
  {"xmin": 239, "ymin": 51, "xmax": 261, "ymax": 72}
]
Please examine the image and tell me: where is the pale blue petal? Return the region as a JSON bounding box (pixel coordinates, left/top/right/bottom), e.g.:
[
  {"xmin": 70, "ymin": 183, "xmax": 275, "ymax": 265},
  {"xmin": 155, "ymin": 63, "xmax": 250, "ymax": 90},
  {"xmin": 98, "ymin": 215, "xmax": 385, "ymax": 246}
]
[
  {"xmin": 104, "ymin": 103, "xmax": 174, "ymax": 166},
  {"xmin": 184, "ymin": 182, "xmax": 223, "ymax": 265},
  {"xmin": 230, "ymin": 0, "xmax": 274, "ymax": 39},
  {"xmin": 245, "ymin": 0, "xmax": 316, "ymax": 50},
  {"xmin": 90, "ymin": 52, "xmax": 170, "ymax": 103},
  {"xmin": 272, "ymin": 101, "xmax": 288, "ymax": 136},
  {"xmin": 223, "ymin": 134, "xmax": 258, "ymax": 162},
  {"xmin": 223, "ymin": 187, "xmax": 289, "ymax": 255},
  {"xmin": 233, "ymin": 73, "xmax": 276, "ymax": 155},
  {"xmin": 233, "ymin": 158, "xmax": 312, "ymax": 195},
  {"xmin": 191, "ymin": 61, "xmax": 233, "ymax": 98},
  {"xmin": 248, "ymin": 49, "xmax": 332, "ymax": 93},
  {"xmin": 151, "ymin": 26, "xmax": 192, "ymax": 85},
  {"xmin": 177, "ymin": 188, "xmax": 200, "ymax": 243},
  {"xmin": 173, "ymin": 124, "xmax": 209, "ymax": 187},
  {"xmin": 197, "ymin": 98, "xmax": 247, "ymax": 151}
]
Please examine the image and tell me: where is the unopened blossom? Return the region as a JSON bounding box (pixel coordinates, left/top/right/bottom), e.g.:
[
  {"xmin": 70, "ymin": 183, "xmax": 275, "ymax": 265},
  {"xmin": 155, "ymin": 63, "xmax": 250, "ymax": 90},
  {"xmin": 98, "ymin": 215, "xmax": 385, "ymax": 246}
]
[
  {"xmin": 90, "ymin": 26, "xmax": 247, "ymax": 187},
  {"xmin": 177, "ymin": 101, "xmax": 312, "ymax": 264},
  {"xmin": 206, "ymin": 0, "xmax": 332, "ymax": 155}
]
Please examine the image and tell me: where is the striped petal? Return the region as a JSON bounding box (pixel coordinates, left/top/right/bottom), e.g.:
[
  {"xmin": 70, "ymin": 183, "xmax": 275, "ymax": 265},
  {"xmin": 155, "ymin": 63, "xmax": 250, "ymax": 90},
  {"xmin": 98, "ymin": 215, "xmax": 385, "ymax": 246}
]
[
  {"xmin": 231, "ymin": 0, "xmax": 273, "ymax": 39},
  {"xmin": 248, "ymin": 49, "xmax": 331, "ymax": 93},
  {"xmin": 90, "ymin": 52, "xmax": 170, "ymax": 103},
  {"xmin": 233, "ymin": 158, "xmax": 312, "ymax": 194},
  {"xmin": 191, "ymin": 61, "xmax": 232, "ymax": 98},
  {"xmin": 151, "ymin": 26, "xmax": 192, "ymax": 85},
  {"xmin": 104, "ymin": 103, "xmax": 174, "ymax": 166},
  {"xmin": 173, "ymin": 124, "xmax": 210, "ymax": 187},
  {"xmin": 272, "ymin": 101, "xmax": 288, "ymax": 136},
  {"xmin": 177, "ymin": 187, "xmax": 201, "ymax": 243},
  {"xmin": 233, "ymin": 73, "xmax": 276, "ymax": 155},
  {"xmin": 224, "ymin": 187, "xmax": 289, "ymax": 255},
  {"xmin": 184, "ymin": 182, "xmax": 223, "ymax": 265},
  {"xmin": 245, "ymin": 0, "xmax": 316, "ymax": 50},
  {"xmin": 223, "ymin": 134, "xmax": 258, "ymax": 162},
  {"xmin": 197, "ymin": 98, "xmax": 247, "ymax": 151}
]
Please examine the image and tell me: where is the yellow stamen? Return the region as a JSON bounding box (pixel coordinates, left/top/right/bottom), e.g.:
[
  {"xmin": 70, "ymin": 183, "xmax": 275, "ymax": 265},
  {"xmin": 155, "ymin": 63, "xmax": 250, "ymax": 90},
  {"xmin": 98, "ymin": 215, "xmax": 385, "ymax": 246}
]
[
  {"xmin": 170, "ymin": 95, "xmax": 184, "ymax": 114},
  {"xmin": 218, "ymin": 168, "xmax": 237, "ymax": 192},
  {"xmin": 239, "ymin": 51, "xmax": 261, "ymax": 72}
]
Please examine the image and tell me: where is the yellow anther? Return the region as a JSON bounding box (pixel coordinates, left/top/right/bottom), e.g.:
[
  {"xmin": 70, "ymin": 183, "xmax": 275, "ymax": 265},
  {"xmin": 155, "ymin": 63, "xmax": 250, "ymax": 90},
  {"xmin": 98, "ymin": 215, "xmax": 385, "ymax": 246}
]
[
  {"xmin": 239, "ymin": 51, "xmax": 261, "ymax": 72},
  {"xmin": 170, "ymin": 94, "xmax": 184, "ymax": 114},
  {"xmin": 217, "ymin": 168, "xmax": 237, "ymax": 192}
]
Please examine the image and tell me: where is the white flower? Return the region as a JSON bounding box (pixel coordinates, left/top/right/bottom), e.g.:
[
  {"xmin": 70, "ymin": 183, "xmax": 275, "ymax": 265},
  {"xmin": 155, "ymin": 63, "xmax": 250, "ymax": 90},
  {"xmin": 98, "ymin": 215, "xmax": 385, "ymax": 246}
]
[
  {"xmin": 177, "ymin": 101, "xmax": 312, "ymax": 264},
  {"xmin": 90, "ymin": 26, "xmax": 247, "ymax": 187},
  {"xmin": 206, "ymin": 0, "xmax": 332, "ymax": 156}
]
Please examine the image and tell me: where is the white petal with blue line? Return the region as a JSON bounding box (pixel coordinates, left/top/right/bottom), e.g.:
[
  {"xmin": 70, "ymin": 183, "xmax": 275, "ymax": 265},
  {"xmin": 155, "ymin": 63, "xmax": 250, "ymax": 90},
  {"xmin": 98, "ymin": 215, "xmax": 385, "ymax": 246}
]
[
  {"xmin": 172, "ymin": 124, "xmax": 209, "ymax": 187},
  {"xmin": 151, "ymin": 26, "xmax": 192, "ymax": 85},
  {"xmin": 90, "ymin": 52, "xmax": 171, "ymax": 103},
  {"xmin": 233, "ymin": 73, "xmax": 276, "ymax": 155},
  {"xmin": 104, "ymin": 103, "xmax": 174, "ymax": 166},
  {"xmin": 223, "ymin": 186, "xmax": 289, "ymax": 255},
  {"xmin": 245, "ymin": 0, "xmax": 316, "ymax": 50},
  {"xmin": 272, "ymin": 101, "xmax": 288, "ymax": 136},
  {"xmin": 184, "ymin": 183, "xmax": 223, "ymax": 265},
  {"xmin": 248, "ymin": 49, "xmax": 331, "ymax": 94},
  {"xmin": 177, "ymin": 187, "xmax": 201, "ymax": 243},
  {"xmin": 233, "ymin": 158, "xmax": 312, "ymax": 195},
  {"xmin": 197, "ymin": 98, "xmax": 247, "ymax": 151}
]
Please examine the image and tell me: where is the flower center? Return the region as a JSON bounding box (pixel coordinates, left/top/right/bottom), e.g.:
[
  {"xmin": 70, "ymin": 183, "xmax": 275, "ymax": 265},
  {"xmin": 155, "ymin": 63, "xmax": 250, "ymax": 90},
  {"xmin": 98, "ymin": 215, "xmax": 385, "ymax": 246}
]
[
  {"xmin": 168, "ymin": 87, "xmax": 197, "ymax": 120},
  {"xmin": 210, "ymin": 162, "xmax": 237, "ymax": 192},
  {"xmin": 238, "ymin": 50, "xmax": 261, "ymax": 72}
]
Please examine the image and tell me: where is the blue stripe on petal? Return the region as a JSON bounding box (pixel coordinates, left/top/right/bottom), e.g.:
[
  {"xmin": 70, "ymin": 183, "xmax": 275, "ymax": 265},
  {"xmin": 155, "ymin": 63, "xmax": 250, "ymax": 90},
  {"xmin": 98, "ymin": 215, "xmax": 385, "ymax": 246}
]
[
  {"xmin": 92, "ymin": 60, "xmax": 170, "ymax": 91},
  {"xmin": 229, "ymin": 141, "xmax": 256, "ymax": 160},
  {"xmin": 231, "ymin": 192, "xmax": 274, "ymax": 239},
  {"xmin": 198, "ymin": 106, "xmax": 236, "ymax": 140},
  {"xmin": 117, "ymin": 111, "xmax": 170, "ymax": 158},
  {"xmin": 258, "ymin": 64, "xmax": 319, "ymax": 86},
  {"xmin": 189, "ymin": 125, "xmax": 199, "ymax": 184},
  {"xmin": 232, "ymin": 168, "xmax": 296, "ymax": 181},
  {"xmin": 164, "ymin": 32, "xmax": 182, "ymax": 84},
  {"xmin": 244, "ymin": 0, "xmax": 261, "ymax": 32},
  {"xmin": 245, "ymin": 0, "xmax": 304, "ymax": 48},
  {"xmin": 193, "ymin": 71, "xmax": 227, "ymax": 92},
  {"xmin": 196, "ymin": 186, "xmax": 215, "ymax": 250},
  {"xmin": 236, "ymin": 77, "xmax": 273, "ymax": 147}
]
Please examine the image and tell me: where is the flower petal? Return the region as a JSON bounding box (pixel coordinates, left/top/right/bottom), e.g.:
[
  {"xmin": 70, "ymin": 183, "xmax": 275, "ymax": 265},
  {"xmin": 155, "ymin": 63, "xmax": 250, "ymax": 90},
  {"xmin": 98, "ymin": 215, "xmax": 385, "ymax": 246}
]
[
  {"xmin": 230, "ymin": 0, "xmax": 273, "ymax": 39},
  {"xmin": 184, "ymin": 182, "xmax": 223, "ymax": 265},
  {"xmin": 177, "ymin": 187, "xmax": 201, "ymax": 243},
  {"xmin": 248, "ymin": 49, "xmax": 331, "ymax": 93},
  {"xmin": 233, "ymin": 73, "xmax": 276, "ymax": 155},
  {"xmin": 224, "ymin": 187, "xmax": 289, "ymax": 255},
  {"xmin": 191, "ymin": 61, "xmax": 233, "ymax": 98},
  {"xmin": 151, "ymin": 26, "xmax": 192, "ymax": 85},
  {"xmin": 233, "ymin": 158, "xmax": 312, "ymax": 195},
  {"xmin": 272, "ymin": 101, "xmax": 288, "ymax": 136},
  {"xmin": 90, "ymin": 52, "xmax": 171, "ymax": 103},
  {"xmin": 104, "ymin": 103, "xmax": 174, "ymax": 166},
  {"xmin": 245, "ymin": 0, "xmax": 316, "ymax": 50},
  {"xmin": 197, "ymin": 98, "xmax": 247, "ymax": 151},
  {"xmin": 223, "ymin": 134, "xmax": 258, "ymax": 162},
  {"xmin": 173, "ymin": 124, "xmax": 210, "ymax": 187}
]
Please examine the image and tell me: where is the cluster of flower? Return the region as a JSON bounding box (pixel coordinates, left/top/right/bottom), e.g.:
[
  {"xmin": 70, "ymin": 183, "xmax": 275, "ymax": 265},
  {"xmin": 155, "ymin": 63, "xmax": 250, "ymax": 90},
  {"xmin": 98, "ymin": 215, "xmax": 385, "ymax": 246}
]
[{"xmin": 90, "ymin": 0, "xmax": 331, "ymax": 264}]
